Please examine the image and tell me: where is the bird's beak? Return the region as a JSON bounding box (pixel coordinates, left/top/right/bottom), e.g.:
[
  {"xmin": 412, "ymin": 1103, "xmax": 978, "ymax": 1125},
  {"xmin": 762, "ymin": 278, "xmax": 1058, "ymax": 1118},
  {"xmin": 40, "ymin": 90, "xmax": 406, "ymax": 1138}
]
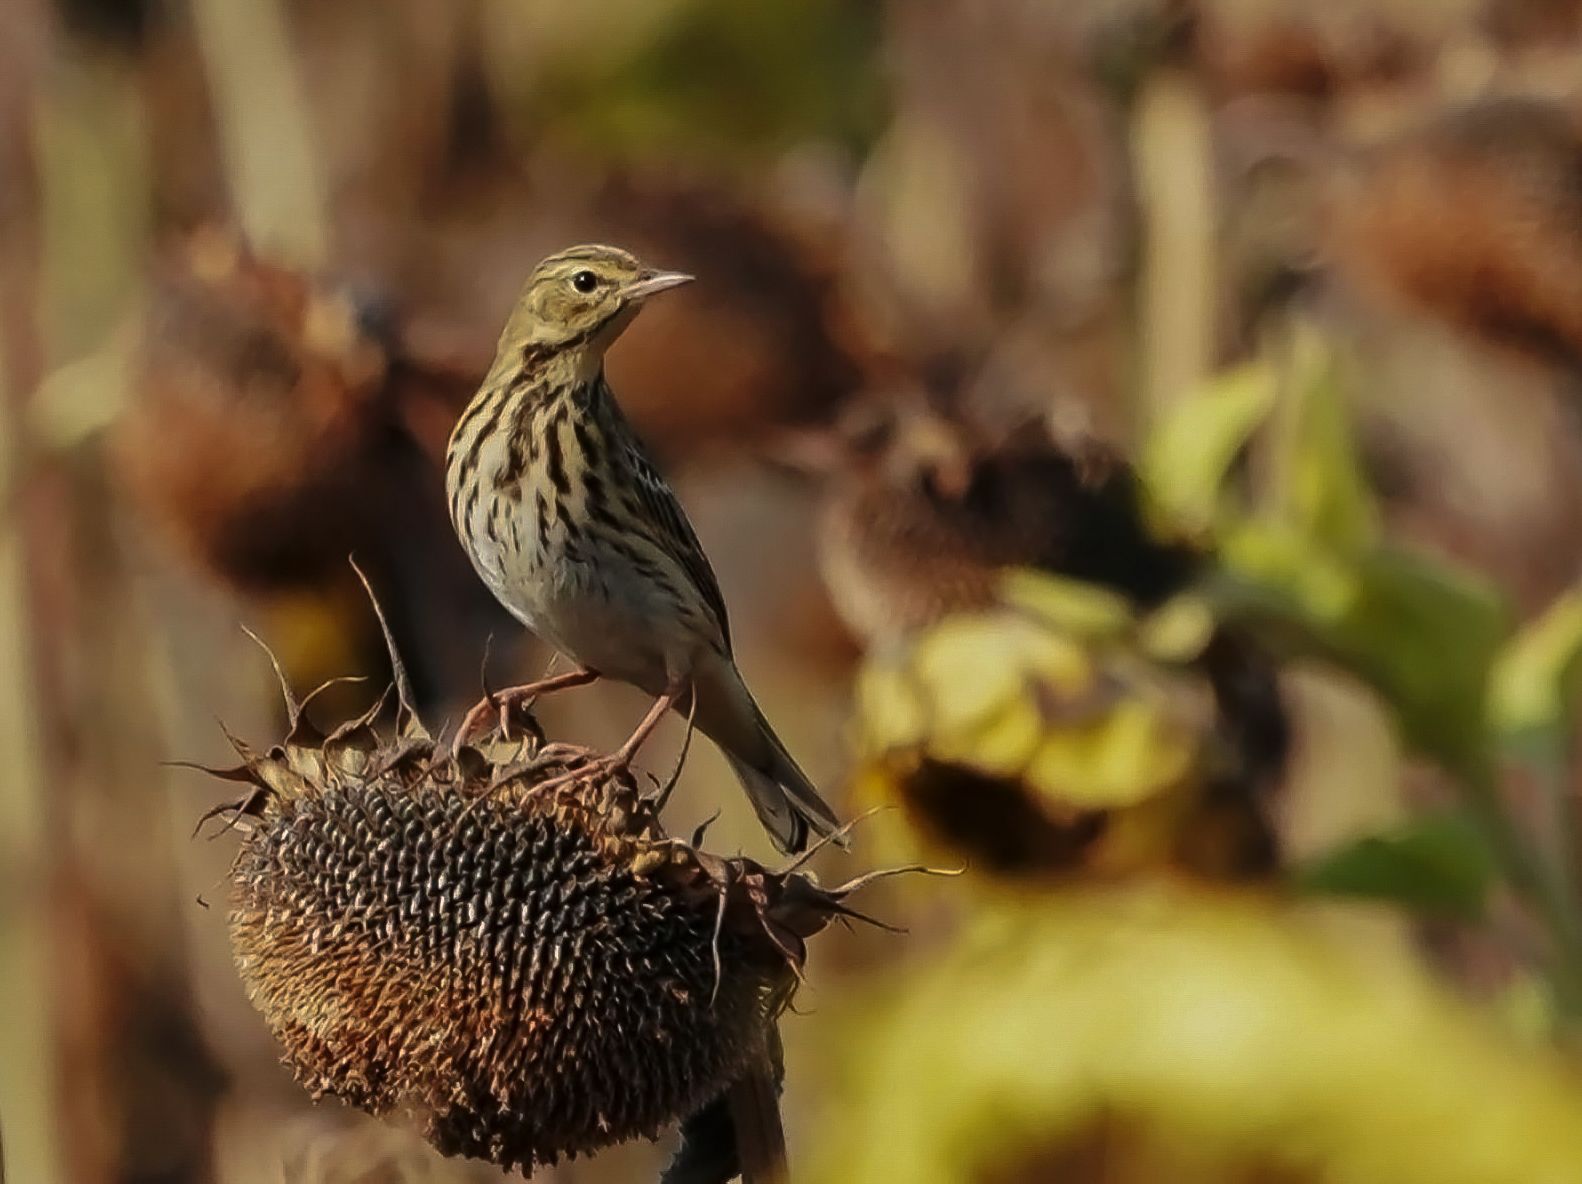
[{"xmin": 623, "ymin": 269, "xmax": 694, "ymax": 301}]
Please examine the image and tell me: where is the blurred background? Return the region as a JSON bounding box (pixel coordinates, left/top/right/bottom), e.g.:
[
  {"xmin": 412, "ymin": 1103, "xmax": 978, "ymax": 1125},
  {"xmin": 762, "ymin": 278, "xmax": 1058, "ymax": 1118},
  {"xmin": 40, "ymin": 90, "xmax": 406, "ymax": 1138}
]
[{"xmin": 8, "ymin": 0, "xmax": 1582, "ymax": 1180}]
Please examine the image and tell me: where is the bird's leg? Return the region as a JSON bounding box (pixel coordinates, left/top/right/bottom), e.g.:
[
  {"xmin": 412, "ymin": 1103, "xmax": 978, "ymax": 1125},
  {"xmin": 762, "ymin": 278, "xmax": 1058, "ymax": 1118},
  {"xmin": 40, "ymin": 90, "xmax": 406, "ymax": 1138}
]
[
  {"xmin": 530, "ymin": 680, "xmax": 689, "ymax": 795},
  {"xmin": 612, "ymin": 681, "xmax": 688, "ymax": 767},
  {"xmin": 452, "ymin": 665, "xmax": 598, "ymax": 755},
  {"xmin": 652, "ymin": 689, "xmax": 699, "ymax": 818}
]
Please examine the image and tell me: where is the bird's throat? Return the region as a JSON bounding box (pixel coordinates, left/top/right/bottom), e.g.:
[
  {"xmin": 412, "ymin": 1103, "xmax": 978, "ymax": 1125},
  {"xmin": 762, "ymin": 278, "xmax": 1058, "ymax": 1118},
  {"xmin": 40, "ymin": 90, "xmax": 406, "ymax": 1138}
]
[
  {"xmin": 563, "ymin": 342, "xmax": 608, "ymax": 387},
  {"xmin": 534, "ymin": 319, "xmax": 625, "ymax": 390}
]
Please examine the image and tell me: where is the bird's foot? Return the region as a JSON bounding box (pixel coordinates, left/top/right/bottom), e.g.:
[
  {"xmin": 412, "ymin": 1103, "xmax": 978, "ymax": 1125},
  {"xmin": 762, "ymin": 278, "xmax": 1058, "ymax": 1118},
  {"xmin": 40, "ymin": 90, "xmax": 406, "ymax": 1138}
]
[
  {"xmin": 450, "ymin": 667, "xmax": 599, "ymax": 758},
  {"xmin": 516, "ymin": 682, "xmax": 686, "ymax": 800},
  {"xmin": 531, "ymin": 751, "xmax": 632, "ymax": 796},
  {"xmin": 452, "ymin": 688, "xmax": 533, "ymax": 755}
]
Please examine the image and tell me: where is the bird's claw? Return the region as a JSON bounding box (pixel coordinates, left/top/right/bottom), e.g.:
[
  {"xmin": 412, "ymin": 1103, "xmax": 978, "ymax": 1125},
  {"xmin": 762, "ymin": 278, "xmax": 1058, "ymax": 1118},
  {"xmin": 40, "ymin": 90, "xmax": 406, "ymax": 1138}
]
[
  {"xmin": 536, "ymin": 740, "xmax": 585, "ymax": 762},
  {"xmin": 451, "ymin": 686, "xmax": 540, "ymax": 758}
]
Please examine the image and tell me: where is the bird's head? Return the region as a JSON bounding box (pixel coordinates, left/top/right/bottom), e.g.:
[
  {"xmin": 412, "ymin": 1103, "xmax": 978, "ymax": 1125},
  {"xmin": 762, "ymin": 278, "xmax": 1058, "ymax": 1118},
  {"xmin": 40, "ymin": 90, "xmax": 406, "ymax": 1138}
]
[{"xmin": 496, "ymin": 245, "xmax": 693, "ymax": 374}]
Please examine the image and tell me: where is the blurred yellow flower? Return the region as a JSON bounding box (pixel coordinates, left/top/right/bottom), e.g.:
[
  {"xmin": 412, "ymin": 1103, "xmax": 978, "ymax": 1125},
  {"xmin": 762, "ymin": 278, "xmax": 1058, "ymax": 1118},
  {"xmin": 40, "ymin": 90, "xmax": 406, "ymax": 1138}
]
[
  {"xmin": 807, "ymin": 882, "xmax": 1582, "ymax": 1184},
  {"xmin": 852, "ymin": 577, "xmax": 1259, "ymax": 880}
]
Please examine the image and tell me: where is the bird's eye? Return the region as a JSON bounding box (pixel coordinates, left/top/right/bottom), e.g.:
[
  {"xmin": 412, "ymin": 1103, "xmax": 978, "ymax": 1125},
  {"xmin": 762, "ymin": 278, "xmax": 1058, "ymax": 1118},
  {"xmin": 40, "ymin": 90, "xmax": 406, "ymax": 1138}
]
[{"xmin": 571, "ymin": 270, "xmax": 598, "ymax": 294}]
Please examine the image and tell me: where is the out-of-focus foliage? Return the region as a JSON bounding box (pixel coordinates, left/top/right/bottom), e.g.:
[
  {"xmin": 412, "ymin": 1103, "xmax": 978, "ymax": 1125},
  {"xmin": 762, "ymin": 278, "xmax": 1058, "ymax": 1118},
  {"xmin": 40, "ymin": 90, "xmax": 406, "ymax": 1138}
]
[
  {"xmin": 1140, "ymin": 360, "xmax": 1275, "ymax": 540},
  {"xmin": 1151, "ymin": 331, "xmax": 1506, "ymax": 772},
  {"xmin": 1296, "ymin": 810, "xmax": 1494, "ymax": 919},
  {"xmin": 1217, "ymin": 533, "xmax": 1508, "ymax": 770},
  {"xmin": 1144, "ymin": 323, "xmax": 1582, "ymax": 1007},
  {"xmin": 1491, "ymin": 588, "xmax": 1582, "ymax": 755},
  {"xmin": 482, "ymin": 0, "xmax": 882, "ymax": 166},
  {"xmin": 807, "ymin": 882, "xmax": 1582, "ymax": 1184},
  {"xmin": 837, "ymin": 298, "xmax": 1582, "ymax": 1180},
  {"xmin": 1268, "ymin": 330, "xmax": 1379, "ymax": 556}
]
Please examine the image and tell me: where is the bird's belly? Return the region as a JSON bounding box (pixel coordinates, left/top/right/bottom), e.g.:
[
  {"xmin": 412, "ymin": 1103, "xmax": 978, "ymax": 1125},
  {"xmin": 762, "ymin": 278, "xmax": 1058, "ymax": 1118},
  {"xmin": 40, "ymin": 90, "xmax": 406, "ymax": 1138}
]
[{"xmin": 500, "ymin": 552, "xmax": 678, "ymax": 694}]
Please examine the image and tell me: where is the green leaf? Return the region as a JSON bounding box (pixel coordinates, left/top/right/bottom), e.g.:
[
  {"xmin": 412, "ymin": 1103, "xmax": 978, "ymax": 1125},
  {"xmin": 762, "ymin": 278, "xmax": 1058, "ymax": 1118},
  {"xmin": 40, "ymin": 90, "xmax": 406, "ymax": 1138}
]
[
  {"xmin": 1270, "ymin": 326, "xmax": 1379, "ymax": 555},
  {"xmin": 1215, "ymin": 526, "xmax": 1507, "ymax": 772},
  {"xmin": 1140, "ymin": 360, "xmax": 1275, "ymax": 538},
  {"xmin": 1489, "ymin": 587, "xmax": 1582, "ymax": 751},
  {"xmin": 1344, "ymin": 549, "xmax": 1508, "ymax": 767},
  {"xmin": 1297, "ymin": 813, "xmax": 1497, "ymax": 919}
]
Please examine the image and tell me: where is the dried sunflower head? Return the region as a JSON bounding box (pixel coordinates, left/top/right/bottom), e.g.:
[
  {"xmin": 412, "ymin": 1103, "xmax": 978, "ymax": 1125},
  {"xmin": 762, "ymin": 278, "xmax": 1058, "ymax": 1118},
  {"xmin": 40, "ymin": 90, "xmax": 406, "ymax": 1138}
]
[
  {"xmin": 815, "ymin": 401, "xmax": 1196, "ymax": 652},
  {"xmin": 114, "ymin": 228, "xmax": 397, "ymax": 591},
  {"xmin": 203, "ymin": 590, "xmax": 889, "ymax": 1176}
]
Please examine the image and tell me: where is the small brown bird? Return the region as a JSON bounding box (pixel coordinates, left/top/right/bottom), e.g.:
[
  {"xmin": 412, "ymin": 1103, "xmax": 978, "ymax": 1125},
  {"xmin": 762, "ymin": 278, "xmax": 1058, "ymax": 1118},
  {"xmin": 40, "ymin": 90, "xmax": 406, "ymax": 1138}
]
[{"xmin": 445, "ymin": 244, "xmax": 842, "ymax": 853}]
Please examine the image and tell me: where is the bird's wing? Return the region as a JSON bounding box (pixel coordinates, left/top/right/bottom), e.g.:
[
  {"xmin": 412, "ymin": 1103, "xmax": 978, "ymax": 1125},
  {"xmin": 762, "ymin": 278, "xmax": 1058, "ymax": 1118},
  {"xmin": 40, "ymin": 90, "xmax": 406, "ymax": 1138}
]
[{"xmin": 624, "ymin": 442, "xmax": 733, "ymax": 652}]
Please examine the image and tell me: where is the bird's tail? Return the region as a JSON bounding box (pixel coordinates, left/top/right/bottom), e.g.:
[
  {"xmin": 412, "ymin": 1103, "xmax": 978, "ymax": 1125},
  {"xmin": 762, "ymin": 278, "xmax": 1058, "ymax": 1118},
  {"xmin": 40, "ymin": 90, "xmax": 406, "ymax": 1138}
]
[
  {"xmin": 722, "ymin": 738, "xmax": 843, "ymax": 856},
  {"xmin": 696, "ymin": 658, "xmax": 844, "ymax": 855}
]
